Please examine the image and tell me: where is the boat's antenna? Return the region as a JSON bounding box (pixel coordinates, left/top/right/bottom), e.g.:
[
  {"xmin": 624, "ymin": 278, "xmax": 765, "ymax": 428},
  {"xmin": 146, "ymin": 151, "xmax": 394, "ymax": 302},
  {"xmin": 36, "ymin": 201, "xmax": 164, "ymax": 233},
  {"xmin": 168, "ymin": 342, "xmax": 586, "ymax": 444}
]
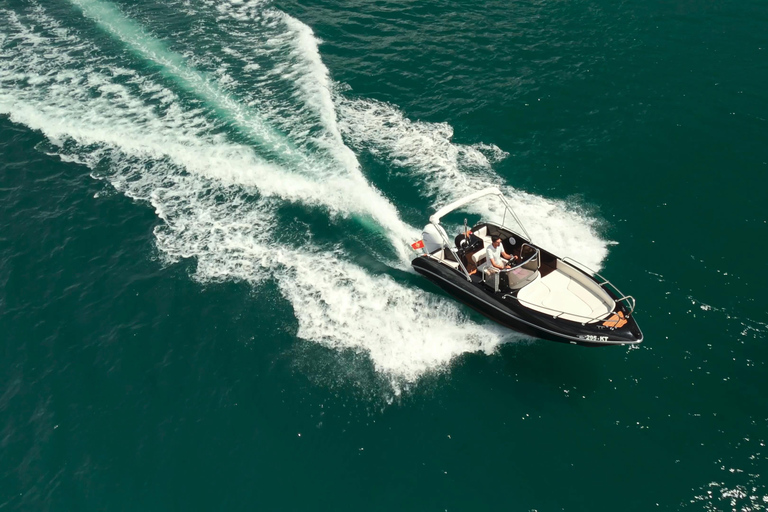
[{"xmin": 464, "ymin": 218, "xmax": 469, "ymax": 237}]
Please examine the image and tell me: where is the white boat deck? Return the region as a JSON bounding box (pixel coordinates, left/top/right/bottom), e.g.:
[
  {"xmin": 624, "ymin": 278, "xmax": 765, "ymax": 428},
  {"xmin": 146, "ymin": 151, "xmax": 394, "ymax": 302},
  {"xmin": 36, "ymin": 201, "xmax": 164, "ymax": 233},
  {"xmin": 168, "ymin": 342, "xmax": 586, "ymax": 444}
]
[{"xmin": 517, "ymin": 268, "xmax": 614, "ymax": 323}]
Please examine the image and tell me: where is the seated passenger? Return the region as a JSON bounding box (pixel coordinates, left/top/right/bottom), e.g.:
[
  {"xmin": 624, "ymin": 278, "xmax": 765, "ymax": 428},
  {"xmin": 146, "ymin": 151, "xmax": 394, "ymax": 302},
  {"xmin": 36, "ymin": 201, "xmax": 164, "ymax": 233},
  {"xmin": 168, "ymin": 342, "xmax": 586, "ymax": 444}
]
[
  {"xmin": 454, "ymin": 228, "xmax": 481, "ymax": 250},
  {"xmin": 455, "ymin": 228, "xmax": 483, "ymax": 275},
  {"xmin": 484, "ymin": 236, "xmax": 519, "ymax": 274}
]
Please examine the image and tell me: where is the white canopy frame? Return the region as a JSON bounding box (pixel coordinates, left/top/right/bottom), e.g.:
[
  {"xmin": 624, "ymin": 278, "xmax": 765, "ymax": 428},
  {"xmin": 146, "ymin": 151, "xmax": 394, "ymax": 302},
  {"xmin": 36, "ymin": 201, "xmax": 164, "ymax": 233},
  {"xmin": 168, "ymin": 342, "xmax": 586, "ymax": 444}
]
[
  {"xmin": 423, "ymin": 188, "xmax": 533, "ymax": 282},
  {"xmin": 429, "ymin": 187, "xmax": 531, "ymax": 241}
]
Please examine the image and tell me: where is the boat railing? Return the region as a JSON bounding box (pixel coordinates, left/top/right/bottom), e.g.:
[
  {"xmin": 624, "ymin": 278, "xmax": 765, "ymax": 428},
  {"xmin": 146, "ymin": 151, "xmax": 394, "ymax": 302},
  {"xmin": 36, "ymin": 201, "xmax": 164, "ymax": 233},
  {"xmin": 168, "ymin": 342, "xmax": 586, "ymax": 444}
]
[
  {"xmin": 502, "ymin": 293, "xmax": 616, "ymax": 325},
  {"xmin": 562, "ymin": 257, "xmax": 636, "ymax": 317},
  {"xmin": 497, "ymin": 244, "xmax": 539, "ymax": 276},
  {"xmin": 518, "ymin": 243, "xmax": 540, "ymax": 268}
]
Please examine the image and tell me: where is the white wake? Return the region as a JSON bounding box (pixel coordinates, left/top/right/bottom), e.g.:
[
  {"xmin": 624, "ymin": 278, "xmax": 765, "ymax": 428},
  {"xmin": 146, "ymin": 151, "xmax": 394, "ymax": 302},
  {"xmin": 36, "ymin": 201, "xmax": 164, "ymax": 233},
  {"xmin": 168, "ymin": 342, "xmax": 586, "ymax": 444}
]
[
  {"xmin": 337, "ymin": 96, "xmax": 611, "ymax": 270},
  {"xmin": 0, "ymin": 0, "xmax": 610, "ymax": 391}
]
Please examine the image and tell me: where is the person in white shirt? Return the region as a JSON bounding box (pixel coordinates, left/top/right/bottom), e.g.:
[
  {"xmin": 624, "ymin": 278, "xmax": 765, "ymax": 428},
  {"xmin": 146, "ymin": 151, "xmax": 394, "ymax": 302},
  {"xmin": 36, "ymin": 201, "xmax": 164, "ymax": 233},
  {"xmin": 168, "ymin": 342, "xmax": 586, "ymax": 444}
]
[
  {"xmin": 484, "ymin": 235, "xmax": 516, "ymax": 273},
  {"xmin": 483, "ymin": 235, "xmax": 520, "ymax": 292}
]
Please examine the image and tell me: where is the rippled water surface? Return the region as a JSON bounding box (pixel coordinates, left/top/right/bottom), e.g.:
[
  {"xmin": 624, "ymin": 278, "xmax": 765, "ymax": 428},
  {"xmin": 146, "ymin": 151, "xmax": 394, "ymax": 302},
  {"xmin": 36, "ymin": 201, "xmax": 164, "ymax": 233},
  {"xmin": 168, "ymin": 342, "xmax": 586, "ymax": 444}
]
[{"xmin": 1, "ymin": 0, "xmax": 766, "ymax": 510}]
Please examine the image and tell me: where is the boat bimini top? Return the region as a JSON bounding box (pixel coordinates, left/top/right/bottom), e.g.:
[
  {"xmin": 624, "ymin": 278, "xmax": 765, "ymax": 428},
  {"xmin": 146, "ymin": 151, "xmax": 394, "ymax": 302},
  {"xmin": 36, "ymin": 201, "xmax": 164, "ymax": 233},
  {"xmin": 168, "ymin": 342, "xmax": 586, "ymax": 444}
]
[{"xmin": 422, "ymin": 187, "xmax": 531, "ymax": 280}]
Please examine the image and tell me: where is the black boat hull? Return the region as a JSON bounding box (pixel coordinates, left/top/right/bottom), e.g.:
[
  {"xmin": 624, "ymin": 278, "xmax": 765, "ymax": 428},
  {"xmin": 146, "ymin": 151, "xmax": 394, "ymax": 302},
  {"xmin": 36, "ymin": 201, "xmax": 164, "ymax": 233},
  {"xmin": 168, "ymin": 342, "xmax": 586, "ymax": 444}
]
[{"xmin": 412, "ymin": 256, "xmax": 643, "ymax": 347}]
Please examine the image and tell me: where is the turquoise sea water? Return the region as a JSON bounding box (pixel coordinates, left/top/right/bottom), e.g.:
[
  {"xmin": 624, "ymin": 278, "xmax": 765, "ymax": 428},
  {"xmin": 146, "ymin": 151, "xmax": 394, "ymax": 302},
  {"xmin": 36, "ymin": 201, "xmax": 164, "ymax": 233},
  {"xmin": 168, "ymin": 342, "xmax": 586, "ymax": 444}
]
[{"xmin": 1, "ymin": 0, "xmax": 767, "ymax": 510}]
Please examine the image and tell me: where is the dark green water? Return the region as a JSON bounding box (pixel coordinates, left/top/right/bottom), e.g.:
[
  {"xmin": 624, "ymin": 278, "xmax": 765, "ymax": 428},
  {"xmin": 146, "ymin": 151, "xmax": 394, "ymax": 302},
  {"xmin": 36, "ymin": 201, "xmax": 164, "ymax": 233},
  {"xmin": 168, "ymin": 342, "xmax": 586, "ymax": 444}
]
[{"xmin": 1, "ymin": 0, "xmax": 767, "ymax": 510}]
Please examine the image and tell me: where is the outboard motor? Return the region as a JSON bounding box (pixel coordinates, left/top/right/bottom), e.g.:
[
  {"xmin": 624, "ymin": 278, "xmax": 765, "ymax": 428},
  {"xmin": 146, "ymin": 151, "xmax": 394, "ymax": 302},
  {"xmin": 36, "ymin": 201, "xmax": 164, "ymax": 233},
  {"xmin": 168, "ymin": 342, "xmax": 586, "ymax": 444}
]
[{"xmin": 422, "ymin": 223, "xmax": 448, "ymax": 254}]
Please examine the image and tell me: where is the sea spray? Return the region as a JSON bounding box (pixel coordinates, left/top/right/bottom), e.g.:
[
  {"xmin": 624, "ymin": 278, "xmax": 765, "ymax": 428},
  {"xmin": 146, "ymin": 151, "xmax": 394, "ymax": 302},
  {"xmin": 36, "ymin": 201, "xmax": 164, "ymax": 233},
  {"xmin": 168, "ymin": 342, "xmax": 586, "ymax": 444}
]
[
  {"xmin": 67, "ymin": 0, "xmax": 302, "ymax": 166},
  {"xmin": 0, "ymin": 0, "xmax": 609, "ymax": 390},
  {"xmin": 337, "ymin": 96, "xmax": 611, "ymax": 269},
  {"xmin": 67, "ymin": 0, "xmax": 416, "ymax": 256},
  {"xmin": 0, "ymin": 4, "xmax": 508, "ymax": 389}
]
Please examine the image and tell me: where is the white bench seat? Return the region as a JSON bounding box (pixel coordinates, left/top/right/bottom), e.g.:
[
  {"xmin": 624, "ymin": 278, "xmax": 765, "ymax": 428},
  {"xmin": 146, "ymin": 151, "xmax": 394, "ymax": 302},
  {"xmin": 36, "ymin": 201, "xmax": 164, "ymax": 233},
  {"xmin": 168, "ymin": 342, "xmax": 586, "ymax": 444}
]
[{"xmin": 469, "ymin": 226, "xmax": 493, "ymax": 266}]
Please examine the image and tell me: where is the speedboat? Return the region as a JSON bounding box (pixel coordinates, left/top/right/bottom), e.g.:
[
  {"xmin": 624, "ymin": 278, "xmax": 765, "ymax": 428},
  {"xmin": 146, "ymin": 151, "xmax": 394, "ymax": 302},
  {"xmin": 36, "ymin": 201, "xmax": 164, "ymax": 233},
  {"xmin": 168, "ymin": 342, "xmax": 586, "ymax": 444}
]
[{"xmin": 411, "ymin": 188, "xmax": 643, "ymax": 346}]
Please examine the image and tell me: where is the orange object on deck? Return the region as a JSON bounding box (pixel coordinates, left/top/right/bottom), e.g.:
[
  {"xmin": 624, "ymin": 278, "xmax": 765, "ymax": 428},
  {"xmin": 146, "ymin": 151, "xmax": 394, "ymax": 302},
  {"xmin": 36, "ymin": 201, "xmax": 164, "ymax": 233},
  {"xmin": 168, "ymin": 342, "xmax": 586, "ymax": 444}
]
[{"xmin": 602, "ymin": 310, "xmax": 628, "ymax": 328}]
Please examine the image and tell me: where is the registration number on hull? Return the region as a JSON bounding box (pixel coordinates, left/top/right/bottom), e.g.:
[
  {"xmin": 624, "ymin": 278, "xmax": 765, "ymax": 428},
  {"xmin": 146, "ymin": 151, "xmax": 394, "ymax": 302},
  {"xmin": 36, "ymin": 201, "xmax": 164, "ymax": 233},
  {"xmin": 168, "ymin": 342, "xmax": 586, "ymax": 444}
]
[{"xmin": 580, "ymin": 335, "xmax": 609, "ymax": 342}]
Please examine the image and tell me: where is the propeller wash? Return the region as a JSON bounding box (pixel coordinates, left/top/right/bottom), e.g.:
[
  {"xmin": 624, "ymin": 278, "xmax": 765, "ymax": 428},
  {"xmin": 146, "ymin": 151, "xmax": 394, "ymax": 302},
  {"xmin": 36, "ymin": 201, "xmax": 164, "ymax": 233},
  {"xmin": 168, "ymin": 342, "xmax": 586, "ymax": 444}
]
[{"xmin": 0, "ymin": 0, "xmax": 612, "ymax": 389}]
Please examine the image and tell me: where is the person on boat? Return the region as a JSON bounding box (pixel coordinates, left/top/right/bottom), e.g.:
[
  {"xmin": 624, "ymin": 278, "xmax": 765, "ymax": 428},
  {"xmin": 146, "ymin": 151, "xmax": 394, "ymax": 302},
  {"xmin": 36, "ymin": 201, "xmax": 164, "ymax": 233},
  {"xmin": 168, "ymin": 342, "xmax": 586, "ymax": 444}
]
[
  {"xmin": 455, "ymin": 228, "xmax": 482, "ymax": 274},
  {"xmin": 484, "ymin": 236, "xmax": 517, "ymax": 274},
  {"xmin": 455, "ymin": 229, "xmax": 478, "ymax": 250}
]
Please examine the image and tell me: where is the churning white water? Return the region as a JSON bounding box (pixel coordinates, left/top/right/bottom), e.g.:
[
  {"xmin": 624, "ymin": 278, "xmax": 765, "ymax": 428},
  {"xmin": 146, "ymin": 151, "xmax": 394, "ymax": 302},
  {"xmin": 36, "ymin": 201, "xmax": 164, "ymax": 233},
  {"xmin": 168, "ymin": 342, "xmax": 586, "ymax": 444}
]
[{"xmin": 0, "ymin": 0, "xmax": 610, "ymax": 388}]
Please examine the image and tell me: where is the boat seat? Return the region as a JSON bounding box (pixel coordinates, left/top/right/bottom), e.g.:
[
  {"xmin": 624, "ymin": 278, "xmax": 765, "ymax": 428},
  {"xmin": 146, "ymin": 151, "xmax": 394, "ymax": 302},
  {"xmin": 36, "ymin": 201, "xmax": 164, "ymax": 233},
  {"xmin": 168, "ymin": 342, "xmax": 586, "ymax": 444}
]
[
  {"xmin": 429, "ymin": 248, "xmax": 460, "ymax": 269},
  {"xmin": 471, "ymin": 250, "xmax": 487, "ymax": 266},
  {"xmin": 472, "ymin": 226, "xmax": 493, "ymax": 253},
  {"xmin": 467, "ymin": 226, "xmax": 490, "ymax": 267}
]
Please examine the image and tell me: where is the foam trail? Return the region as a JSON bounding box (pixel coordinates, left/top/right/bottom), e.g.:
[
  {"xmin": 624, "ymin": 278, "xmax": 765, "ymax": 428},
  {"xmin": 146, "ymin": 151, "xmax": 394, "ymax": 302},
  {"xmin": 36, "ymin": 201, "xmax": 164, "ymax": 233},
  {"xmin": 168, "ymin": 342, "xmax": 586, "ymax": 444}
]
[
  {"xmin": 276, "ymin": 8, "xmax": 418, "ymax": 257},
  {"xmin": 275, "ymin": 251, "xmax": 509, "ymax": 387},
  {"xmin": 0, "ymin": 5, "xmax": 511, "ymax": 393},
  {"xmin": 2, "ymin": 90, "xmax": 497, "ymax": 389},
  {"xmin": 280, "ymin": 13, "xmax": 360, "ymax": 175},
  {"xmin": 67, "ymin": 0, "xmax": 302, "ymax": 166},
  {"xmin": 33, "ymin": 120, "xmax": 504, "ymax": 390},
  {"xmin": 337, "ymin": 97, "xmax": 611, "ymax": 270},
  {"xmin": 195, "ymin": 0, "xmax": 417, "ymax": 257},
  {"xmin": 66, "ymin": 0, "xmax": 416, "ymax": 256}
]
